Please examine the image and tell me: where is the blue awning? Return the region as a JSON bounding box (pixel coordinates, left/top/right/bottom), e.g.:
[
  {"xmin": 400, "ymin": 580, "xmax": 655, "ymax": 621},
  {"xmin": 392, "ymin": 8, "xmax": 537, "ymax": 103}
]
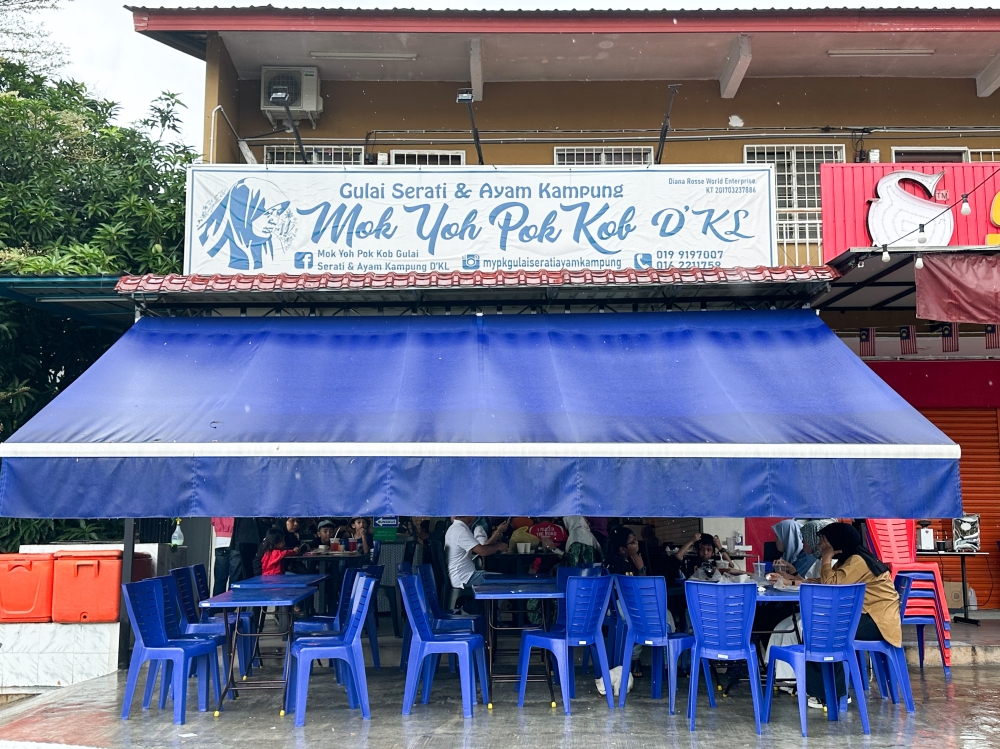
[{"xmin": 0, "ymin": 311, "xmax": 961, "ymax": 519}]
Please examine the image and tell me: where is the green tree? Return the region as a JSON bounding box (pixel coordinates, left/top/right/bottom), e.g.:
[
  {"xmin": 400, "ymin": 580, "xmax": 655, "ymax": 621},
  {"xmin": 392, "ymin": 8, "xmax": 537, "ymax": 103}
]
[{"xmin": 0, "ymin": 61, "xmax": 194, "ymax": 544}]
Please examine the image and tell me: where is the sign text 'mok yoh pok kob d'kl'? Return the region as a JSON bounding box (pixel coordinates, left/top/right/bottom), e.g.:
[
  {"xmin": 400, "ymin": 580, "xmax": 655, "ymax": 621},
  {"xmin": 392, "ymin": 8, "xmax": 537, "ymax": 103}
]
[{"xmin": 185, "ymin": 165, "xmax": 777, "ymax": 276}]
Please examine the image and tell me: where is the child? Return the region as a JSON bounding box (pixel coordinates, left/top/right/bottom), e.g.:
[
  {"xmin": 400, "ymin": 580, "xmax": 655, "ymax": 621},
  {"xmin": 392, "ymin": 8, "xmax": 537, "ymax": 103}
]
[
  {"xmin": 675, "ymin": 533, "xmax": 737, "ymax": 580},
  {"xmin": 259, "ymin": 527, "xmax": 306, "ymax": 576}
]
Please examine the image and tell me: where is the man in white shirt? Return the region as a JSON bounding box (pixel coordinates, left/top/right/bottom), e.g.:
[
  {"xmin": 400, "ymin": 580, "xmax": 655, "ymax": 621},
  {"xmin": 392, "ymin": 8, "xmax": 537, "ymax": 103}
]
[{"xmin": 445, "ymin": 516, "xmax": 508, "ymax": 612}]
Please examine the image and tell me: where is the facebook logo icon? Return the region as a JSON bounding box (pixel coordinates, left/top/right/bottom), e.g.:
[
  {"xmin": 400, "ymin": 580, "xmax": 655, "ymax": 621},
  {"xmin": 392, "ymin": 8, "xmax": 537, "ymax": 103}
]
[
  {"xmin": 294, "ymin": 252, "xmax": 314, "ymax": 270},
  {"xmin": 462, "ymin": 254, "xmax": 480, "ymax": 271},
  {"xmin": 634, "ymin": 253, "xmax": 653, "ymax": 270}
]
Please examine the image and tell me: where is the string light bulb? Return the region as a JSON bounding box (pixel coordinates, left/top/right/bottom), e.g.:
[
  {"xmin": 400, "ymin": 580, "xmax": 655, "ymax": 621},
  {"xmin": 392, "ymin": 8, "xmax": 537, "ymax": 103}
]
[
  {"xmin": 915, "ymin": 255, "xmax": 924, "ymax": 270},
  {"xmin": 881, "ymin": 245, "xmax": 891, "ymax": 263},
  {"xmin": 961, "ymin": 194, "xmax": 972, "ymax": 216},
  {"xmin": 917, "ymin": 224, "xmax": 928, "ymax": 244}
]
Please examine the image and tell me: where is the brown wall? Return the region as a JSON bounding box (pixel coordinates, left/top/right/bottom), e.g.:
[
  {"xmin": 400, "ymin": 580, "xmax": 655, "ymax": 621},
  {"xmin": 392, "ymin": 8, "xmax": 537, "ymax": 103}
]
[
  {"xmin": 203, "ymin": 33, "xmax": 241, "ymax": 164},
  {"xmin": 206, "ymin": 75, "xmax": 1000, "ymax": 165}
]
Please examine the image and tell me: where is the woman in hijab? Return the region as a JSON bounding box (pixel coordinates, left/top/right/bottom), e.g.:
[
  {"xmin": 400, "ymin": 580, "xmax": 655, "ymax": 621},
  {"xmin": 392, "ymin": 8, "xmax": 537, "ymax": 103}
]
[
  {"xmin": 798, "ymin": 522, "xmax": 902, "ymax": 709},
  {"xmin": 772, "ymin": 520, "xmax": 816, "ymax": 578},
  {"xmin": 563, "ymin": 516, "xmax": 602, "ymax": 567}
]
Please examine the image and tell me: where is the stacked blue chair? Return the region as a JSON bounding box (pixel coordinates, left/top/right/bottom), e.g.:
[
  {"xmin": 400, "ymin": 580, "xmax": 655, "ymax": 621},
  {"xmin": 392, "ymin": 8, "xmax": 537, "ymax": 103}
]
[
  {"xmin": 285, "ymin": 573, "xmax": 377, "ymax": 725},
  {"xmin": 399, "ymin": 564, "xmax": 482, "ymax": 672},
  {"xmin": 685, "ymin": 580, "xmax": 762, "ymax": 734},
  {"xmin": 121, "ymin": 579, "xmax": 221, "ymax": 725},
  {"xmin": 399, "ymin": 573, "xmax": 489, "ymax": 718},
  {"xmin": 762, "ymin": 583, "xmax": 870, "ymax": 736},
  {"xmin": 293, "ymin": 565, "xmax": 380, "ymax": 670},
  {"xmin": 142, "ymin": 575, "xmax": 230, "ymax": 711},
  {"xmin": 517, "ymin": 575, "xmax": 615, "ymax": 715},
  {"xmin": 894, "ymin": 570, "xmax": 950, "ymax": 678},
  {"xmin": 615, "ymin": 575, "xmax": 695, "ymax": 714},
  {"xmin": 171, "ymin": 567, "xmax": 252, "ymax": 677},
  {"xmin": 853, "ymin": 576, "xmax": 916, "ymax": 712}
]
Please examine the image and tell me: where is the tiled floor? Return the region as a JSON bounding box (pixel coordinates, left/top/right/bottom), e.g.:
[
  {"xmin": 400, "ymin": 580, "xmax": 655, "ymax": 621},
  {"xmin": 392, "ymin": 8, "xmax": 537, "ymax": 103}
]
[{"xmin": 0, "ymin": 634, "xmax": 998, "ymax": 749}]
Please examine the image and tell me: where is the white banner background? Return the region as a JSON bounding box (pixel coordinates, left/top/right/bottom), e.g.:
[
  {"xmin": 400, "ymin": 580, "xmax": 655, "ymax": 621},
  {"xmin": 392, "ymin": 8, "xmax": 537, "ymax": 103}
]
[{"xmin": 185, "ymin": 165, "xmax": 776, "ymax": 275}]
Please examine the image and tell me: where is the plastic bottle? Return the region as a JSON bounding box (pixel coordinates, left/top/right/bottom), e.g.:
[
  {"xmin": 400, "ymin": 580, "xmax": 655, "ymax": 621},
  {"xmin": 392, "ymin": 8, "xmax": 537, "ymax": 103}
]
[{"xmin": 171, "ymin": 519, "xmax": 184, "ymax": 547}]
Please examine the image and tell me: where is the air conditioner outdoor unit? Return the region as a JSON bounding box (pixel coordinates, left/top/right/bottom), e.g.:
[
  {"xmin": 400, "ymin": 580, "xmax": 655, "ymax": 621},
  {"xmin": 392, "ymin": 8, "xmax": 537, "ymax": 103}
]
[{"xmin": 260, "ymin": 67, "xmax": 323, "ymax": 128}]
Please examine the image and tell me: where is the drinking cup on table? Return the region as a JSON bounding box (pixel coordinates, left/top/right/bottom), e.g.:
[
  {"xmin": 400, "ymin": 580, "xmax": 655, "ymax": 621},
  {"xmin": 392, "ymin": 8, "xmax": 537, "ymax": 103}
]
[
  {"xmin": 317, "ymin": 544, "xmax": 329, "ymax": 553},
  {"xmin": 753, "ymin": 562, "xmax": 766, "ymax": 580},
  {"xmin": 332, "ymin": 541, "xmax": 341, "ymax": 552},
  {"xmin": 349, "ymin": 539, "xmax": 358, "ymax": 552},
  {"xmin": 517, "ymin": 543, "xmax": 530, "ymax": 554}
]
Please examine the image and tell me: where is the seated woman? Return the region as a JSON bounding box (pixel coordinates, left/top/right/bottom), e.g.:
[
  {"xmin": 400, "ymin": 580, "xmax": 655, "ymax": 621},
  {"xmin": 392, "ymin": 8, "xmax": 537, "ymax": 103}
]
[
  {"xmin": 763, "ymin": 519, "xmax": 831, "ymax": 690},
  {"xmin": 562, "ymin": 516, "xmax": 603, "ymax": 567},
  {"xmin": 771, "ymin": 519, "xmax": 816, "ymax": 579},
  {"xmin": 799, "ymin": 522, "xmax": 902, "ymax": 709}
]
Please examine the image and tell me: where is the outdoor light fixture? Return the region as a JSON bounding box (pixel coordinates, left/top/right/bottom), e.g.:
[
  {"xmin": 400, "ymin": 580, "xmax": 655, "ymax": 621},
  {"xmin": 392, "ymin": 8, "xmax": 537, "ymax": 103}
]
[
  {"xmin": 456, "ymin": 87, "xmax": 484, "ymax": 165},
  {"xmin": 917, "ymin": 224, "xmax": 928, "ymax": 244},
  {"xmin": 269, "ymin": 88, "xmax": 311, "ymax": 164},
  {"xmin": 915, "ymin": 255, "xmax": 924, "ymax": 270},
  {"xmin": 961, "ymin": 194, "xmax": 972, "ymax": 215},
  {"xmin": 310, "ymin": 51, "xmax": 418, "ymax": 60},
  {"xmin": 881, "ymin": 245, "xmax": 891, "ymax": 263},
  {"xmin": 827, "ymin": 48, "xmax": 935, "ymax": 57},
  {"xmin": 655, "ymin": 84, "xmax": 682, "ymax": 165}
]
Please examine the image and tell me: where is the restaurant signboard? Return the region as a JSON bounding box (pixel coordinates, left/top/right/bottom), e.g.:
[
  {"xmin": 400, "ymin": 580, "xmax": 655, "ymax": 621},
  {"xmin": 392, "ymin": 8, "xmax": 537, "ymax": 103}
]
[{"xmin": 184, "ymin": 164, "xmax": 776, "ymax": 276}]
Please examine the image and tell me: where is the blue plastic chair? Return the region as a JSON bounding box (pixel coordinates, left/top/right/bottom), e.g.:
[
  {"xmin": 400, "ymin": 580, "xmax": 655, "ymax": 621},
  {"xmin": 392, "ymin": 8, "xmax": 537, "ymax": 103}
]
[
  {"xmin": 517, "ymin": 575, "xmax": 615, "ymax": 715},
  {"xmin": 615, "ymin": 575, "xmax": 695, "ymax": 714},
  {"xmin": 171, "ymin": 567, "xmax": 252, "ymax": 677},
  {"xmin": 685, "ymin": 580, "xmax": 762, "ymax": 734},
  {"xmin": 293, "ymin": 565, "xmax": 380, "ymax": 668},
  {"xmin": 399, "ymin": 564, "xmax": 481, "ymax": 671},
  {"xmin": 762, "ymin": 583, "xmax": 870, "ymax": 736},
  {"xmin": 284, "ymin": 573, "xmax": 377, "ymax": 725},
  {"xmin": 121, "ymin": 580, "xmax": 221, "ymax": 725},
  {"xmin": 399, "ymin": 573, "xmax": 489, "ymax": 718},
  {"xmin": 895, "ymin": 570, "xmax": 951, "ymax": 677},
  {"xmin": 853, "ymin": 576, "xmax": 916, "ymax": 712},
  {"xmin": 142, "ymin": 575, "xmax": 230, "ymax": 711}
]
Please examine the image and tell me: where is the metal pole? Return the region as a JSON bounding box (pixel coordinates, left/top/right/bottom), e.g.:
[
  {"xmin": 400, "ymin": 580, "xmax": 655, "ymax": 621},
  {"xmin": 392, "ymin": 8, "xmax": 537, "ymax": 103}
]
[
  {"xmin": 655, "ymin": 84, "xmax": 682, "ymax": 165},
  {"xmin": 466, "ymin": 102, "xmax": 485, "ymax": 165},
  {"xmin": 118, "ymin": 518, "xmax": 135, "ymax": 669},
  {"xmin": 283, "ymin": 104, "xmax": 311, "ymax": 164}
]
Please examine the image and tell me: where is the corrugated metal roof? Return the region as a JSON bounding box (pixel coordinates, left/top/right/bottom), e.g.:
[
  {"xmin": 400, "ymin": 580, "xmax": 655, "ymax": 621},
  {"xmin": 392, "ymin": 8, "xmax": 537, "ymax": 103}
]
[
  {"xmin": 117, "ymin": 266, "xmax": 838, "ymax": 294},
  {"xmin": 129, "ymin": 2, "xmax": 1000, "ymax": 11}
]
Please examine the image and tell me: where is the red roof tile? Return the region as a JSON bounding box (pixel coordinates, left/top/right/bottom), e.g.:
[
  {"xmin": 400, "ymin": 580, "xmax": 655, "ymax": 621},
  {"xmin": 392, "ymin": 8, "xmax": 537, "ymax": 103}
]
[{"xmin": 117, "ymin": 266, "xmax": 838, "ymax": 294}]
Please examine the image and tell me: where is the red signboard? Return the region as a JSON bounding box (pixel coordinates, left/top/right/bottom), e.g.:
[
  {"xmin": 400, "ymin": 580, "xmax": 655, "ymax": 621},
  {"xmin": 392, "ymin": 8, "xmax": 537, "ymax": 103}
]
[{"xmin": 820, "ymin": 163, "xmax": 1000, "ymax": 263}]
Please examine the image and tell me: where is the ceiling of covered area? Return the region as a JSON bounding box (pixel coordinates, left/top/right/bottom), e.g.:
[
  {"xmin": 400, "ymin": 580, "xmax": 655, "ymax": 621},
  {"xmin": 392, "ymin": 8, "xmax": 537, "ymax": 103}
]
[
  {"xmin": 221, "ymin": 30, "xmax": 1000, "ymax": 81},
  {"xmin": 814, "ymin": 251, "xmax": 917, "ymax": 312}
]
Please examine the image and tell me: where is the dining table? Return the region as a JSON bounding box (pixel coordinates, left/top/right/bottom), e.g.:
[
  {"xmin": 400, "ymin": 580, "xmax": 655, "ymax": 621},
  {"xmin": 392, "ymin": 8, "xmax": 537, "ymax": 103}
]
[
  {"xmin": 199, "ymin": 586, "xmax": 318, "ymax": 715},
  {"xmin": 473, "ymin": 578, "xmax": 563, "ymax": 708},
  {"xmin": 231, "ymin": 573, "xmax": 329, "ymax": 588},
  {"xmin": 285, "ymin": 551, "xmax": 365, "ymax": 614}
]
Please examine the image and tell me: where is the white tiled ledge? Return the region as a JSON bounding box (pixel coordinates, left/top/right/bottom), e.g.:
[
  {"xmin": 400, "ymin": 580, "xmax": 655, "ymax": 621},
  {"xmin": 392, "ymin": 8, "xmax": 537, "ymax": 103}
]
[{"xmin": 0, "ymin": 623, "xmax": 119, "ymax": 687}]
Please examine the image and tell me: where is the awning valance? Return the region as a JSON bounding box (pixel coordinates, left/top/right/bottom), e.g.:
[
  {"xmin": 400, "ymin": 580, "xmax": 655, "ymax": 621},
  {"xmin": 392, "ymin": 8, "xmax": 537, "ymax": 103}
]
[{"xmin": 0, "ymin": 310, "xmax": 961, "ymax": 519}]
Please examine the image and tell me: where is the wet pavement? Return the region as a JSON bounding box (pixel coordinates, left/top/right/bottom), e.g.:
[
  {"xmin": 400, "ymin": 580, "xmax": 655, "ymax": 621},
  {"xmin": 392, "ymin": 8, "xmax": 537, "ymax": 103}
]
[{"xmin": 1, "ymin": 633, "xmax": 998, "ymax": 749}]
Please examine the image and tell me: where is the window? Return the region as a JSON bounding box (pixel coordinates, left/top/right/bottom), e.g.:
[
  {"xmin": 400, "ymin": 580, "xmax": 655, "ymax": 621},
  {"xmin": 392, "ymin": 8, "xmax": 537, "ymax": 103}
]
[
  {"xmin": 971, "ymin": 150, "xmax": 1000, "ymax": 162},
  {"xmin": 554, "ymin": 147, "xmax": 653, "ymax": 166},
  {"xmin": 263, "ymin": 145, "xmax": 363, "ymax": 165},
  {"xmin": 744, "ymin": 145, "xmax": 846, "ymax": 266},
  {"xmin": 891, "ymin": 147, "xmax": 969, "ymax": 163},
  {"xmin": 390, "ymin": 150, "xmax": 465, "ymax": 166}
]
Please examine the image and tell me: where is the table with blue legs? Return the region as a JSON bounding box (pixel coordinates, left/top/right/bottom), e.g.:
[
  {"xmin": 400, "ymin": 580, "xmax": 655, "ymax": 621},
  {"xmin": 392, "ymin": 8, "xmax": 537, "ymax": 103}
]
[
  {"xmin": 474, "ymin": 582, "xmax": 564, "ymax": 708},
  {"xmin": 200, "ymin": 587, "xmax": 318, "ymax": 715}
]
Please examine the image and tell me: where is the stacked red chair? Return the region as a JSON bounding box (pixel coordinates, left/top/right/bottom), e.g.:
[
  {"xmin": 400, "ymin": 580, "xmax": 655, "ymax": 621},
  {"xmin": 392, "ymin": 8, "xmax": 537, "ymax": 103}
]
[{"xmin": 866, "ymin": 520, "xmax": 951, "ymax": 672}]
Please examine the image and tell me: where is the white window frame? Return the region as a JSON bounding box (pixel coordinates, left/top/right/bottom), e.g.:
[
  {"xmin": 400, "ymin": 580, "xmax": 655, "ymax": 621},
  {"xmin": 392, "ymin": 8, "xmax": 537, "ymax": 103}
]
[
  {"xmin": 553, "ymin": 146, "xmax": 653, "ymax": 166},
  {"xmin": 970, "ymin": 150, "xmax": 1000, "ymax": 162},
  {"xmin": 389, "ymin": 150, "xmax": 466, "ymax": 166},
  {"xmin": 891, "ymin": 146, "xmax": 970, "ymax": 163},
  {"xmin": 743, "ymin": 144, "xmax": 846, "ymax": 266},
  {"xmin": 263, "ymin": 145, "xmax": 363, "ymax": 166}
]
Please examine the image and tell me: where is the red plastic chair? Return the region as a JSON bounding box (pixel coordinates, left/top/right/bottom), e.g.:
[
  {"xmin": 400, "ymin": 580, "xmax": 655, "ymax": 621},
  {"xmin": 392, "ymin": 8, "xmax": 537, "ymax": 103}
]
[{"xmin": 866, "ymin": 520, "xmax": 951, "ymax": 667}]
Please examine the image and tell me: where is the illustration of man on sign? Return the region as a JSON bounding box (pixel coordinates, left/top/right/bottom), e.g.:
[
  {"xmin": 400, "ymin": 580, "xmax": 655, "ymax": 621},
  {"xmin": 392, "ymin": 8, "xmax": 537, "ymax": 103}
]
[{"xmin": 197, "ymin": 178, "xmax": 295, "ymax": 271}]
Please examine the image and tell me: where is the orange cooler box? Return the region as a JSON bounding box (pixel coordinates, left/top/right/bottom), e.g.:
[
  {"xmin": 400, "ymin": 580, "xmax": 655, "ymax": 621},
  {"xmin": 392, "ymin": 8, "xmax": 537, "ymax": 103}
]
[
  {"xmin": 52, "ymin": 550, "xmax": 122, "ymax": 623},
  {"xmin": 0, "ymin": 553, "xmax": 55, "ymax": 622}
]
